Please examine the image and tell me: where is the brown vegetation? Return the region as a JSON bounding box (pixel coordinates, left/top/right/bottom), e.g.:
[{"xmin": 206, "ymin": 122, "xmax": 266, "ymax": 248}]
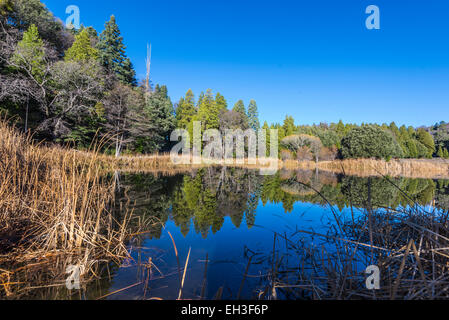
[
  {"xmin": 281, "ymin": 159, "xmax": 449, "ymax": 179},
  {"xmin": 0, "ymin": 119, "xmax": 131, "ymax": 298}
]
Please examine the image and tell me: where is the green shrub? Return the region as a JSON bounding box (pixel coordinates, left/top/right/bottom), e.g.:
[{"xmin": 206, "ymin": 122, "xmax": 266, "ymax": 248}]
[{"xmin": 341, "ymin": 125, "xmax": 404, "ymax": 160}]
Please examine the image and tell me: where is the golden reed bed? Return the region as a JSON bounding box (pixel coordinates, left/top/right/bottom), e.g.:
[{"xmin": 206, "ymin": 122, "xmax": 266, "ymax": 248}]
[
  {"xmin": 282, "ymin": 159, "xmax": 449, "ymax": 179},
  {"xmin": 71, "ymin": 149, "xmax": 449, "ymax": 179}
]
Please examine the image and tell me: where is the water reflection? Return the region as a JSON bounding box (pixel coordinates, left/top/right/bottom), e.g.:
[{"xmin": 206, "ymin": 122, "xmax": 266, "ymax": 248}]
[
  {"xmin": 8, "ymin": 168, "xmax": 449, "ymax": 300},
  {"xmin": 115, "ymin": 168, "xmax": 449, "ymax": 240}
]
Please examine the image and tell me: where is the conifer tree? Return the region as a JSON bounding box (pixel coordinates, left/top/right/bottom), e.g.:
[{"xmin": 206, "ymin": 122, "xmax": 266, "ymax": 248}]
[
  {"xmin": 282, "ymin": 115, "xmax": 295, "ymax": 136},
  {"xmin": 247, "ymin": 99, "xmax": 260, "ymax": 131},
  {"xmin": 197, "ymin": 89, "xmax": 220, "ymax": 130},
  {"xmin": 176, "ymin": 89, "xmax": 197, "ymax": 129},
  {"xmin": 336, "ymin": 120, "xmax": 345, "ymax": 138},
  {"xmin": 64, "ymin": 29, "xmax": 99, "ymax": 62},
  {"xmin": 11, "ymin": 24, "xmax": 45, "ymax": 81},
  {"xmin": 215, "ymin": 92, "xmax": 228, "ymax": 113},
  {"xmin": 389, "ymin": 122, "xmax": 400, "ymax": 138},
  {"xmin": 262, "ymin": 121, "xmax": 271, "ymax": 155},
  {"xmin": 141, "ymin": 84, "xmax": 176, "ymax": 152},
  {"xmin": 232, "ymin": 100, "xmax": 248, "ymax": 128},
  {"xmin": 97, "ymin": 15, "xmax": 136, "ymax": 85}
]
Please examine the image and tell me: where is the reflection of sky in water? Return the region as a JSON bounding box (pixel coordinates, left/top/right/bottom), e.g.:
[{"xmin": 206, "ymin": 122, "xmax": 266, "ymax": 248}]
[
  {"xmin": 101, "ymin": 171, "xmax": 449, "ymax": 300},
  {"xmin": 107, "ymin": 200, "xmax": 358, "ymax": 300}
]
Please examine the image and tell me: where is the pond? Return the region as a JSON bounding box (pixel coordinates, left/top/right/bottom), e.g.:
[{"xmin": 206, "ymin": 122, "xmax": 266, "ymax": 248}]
[
  {"xmin": 11, "ymin": 168, "xmax": 449, "ymax": 300},
  {"xmin": 95, "ymin": 168, "xmax": 449, "ymax": 300}
]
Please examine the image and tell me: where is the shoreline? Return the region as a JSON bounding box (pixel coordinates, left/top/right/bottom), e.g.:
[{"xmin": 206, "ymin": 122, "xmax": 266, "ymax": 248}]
[{"xmin": 84, "ymin": 152, "xmax": 449, "ymax": 179}]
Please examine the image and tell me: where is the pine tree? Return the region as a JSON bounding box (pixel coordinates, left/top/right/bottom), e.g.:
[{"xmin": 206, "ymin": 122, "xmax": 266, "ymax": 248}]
[
  {"xmin": 11, "ymin": 24, "xmax": 45, "ymax": 81},
  {"xmin": 247, "ymin": 99, "xmax": 260, "ymax": 131},
  {"xmin": 407, "ymin": 126, "xmax": 416, "ymax": 137},
  {"xmin": 389, "ymin": 122, "xmax": 400, "ymax": 138},
  {"xmin": 141, "ymin": 84, "xmax": 176, "ymax": 152},
  {"xmin": 262, "ymin": 121, "xmax": 270, "ymax": 155},
  {"xmin": 97, "ymin": 15, "xmax": 136, "ymax": 86},
  {"xmin": 336, "ymin": 120, "xmax": 345, "ymax": 138},
  {"xmin": 215, "ymin": 92, "xmax": 228, "ymax": 113},
  {"xmin": 176, "ymin": 89, "xmax": 197, "ymax": 129},
  {"xmin": 232, "ymin": 100, "xmax": 248, "ymax": 128},
  {"xmin": 197, "ymin": 89, "xmax": 220, "ymax": 130},
  {"xmin": 64, "ymin": 29, "xmax": 99, "ymax": 62},
  {"xmin": 282, "ymin": 116, "xmax": 295, "ymax": 136}
]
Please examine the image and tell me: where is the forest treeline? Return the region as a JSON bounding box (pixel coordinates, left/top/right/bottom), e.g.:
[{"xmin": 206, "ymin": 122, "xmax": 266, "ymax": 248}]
[{"xmin": 1, "ymin": 0, "xmax": 448, "ymax": 161}]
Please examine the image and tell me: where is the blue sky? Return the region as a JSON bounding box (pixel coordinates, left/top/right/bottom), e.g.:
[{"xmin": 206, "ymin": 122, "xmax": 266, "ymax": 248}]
[{"xmin": 42, "ymin": 0, "xmax": 449, "ymax": 127}]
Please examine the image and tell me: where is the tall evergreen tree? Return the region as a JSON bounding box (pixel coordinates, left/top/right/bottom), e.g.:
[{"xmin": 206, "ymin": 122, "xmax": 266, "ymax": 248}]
[
  {"xmin": 176, "ymin": 89, "xmax": 197, "ymax": 129},
  {"xmin": 282, "ymin": 115, "xmax": 295, "ymax": 136},
  {"xmin": 232, "ymin": 100, "xmax": 248, "ymax": 129},
  {"xmin": 11, "ymin": 24, "xmax": 45, "ymax": 81},
  {"xmin": 97, "ymin": 15, "xmax": 136, "ymax": 86},
  {"xmin": 215, "ymin": 92, "xmax": 228, "ymax": 113},
  {"xmin": 196, "ymin": 89, "xmax": 221, "ymax": 130},
  {"xmin": 140, "ymin": 84, "xmax": 175, "ymax": 152},
  {"xmin": 247, "ymin": 99, "xmax": 260, "ymax": 131},
  {"xmin": 64, "ymin": 29, "xmax": 99, "ymax": 62}
]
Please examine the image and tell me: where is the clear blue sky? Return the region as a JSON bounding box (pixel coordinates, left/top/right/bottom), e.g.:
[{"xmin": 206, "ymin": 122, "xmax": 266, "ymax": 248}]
[{"xmin": 42, "ymin": 0, "xmax": 449, "ymax": 127}]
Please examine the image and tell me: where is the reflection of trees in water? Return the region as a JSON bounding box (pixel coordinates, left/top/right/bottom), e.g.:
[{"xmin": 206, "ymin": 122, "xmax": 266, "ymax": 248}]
[
  {"xmin": 116, "ymin": 169, "xmax": 449, "ymax": 239},
  {"xmin": 265, "ymin": 170, "xmax": 445, "ymax": 213},
  {"xmin": 114, "ymin": 172, "xmax": 182, "ymax": 241},
  {"xmin": 172, "ymin": 167, "xmax": 263, "ymax": 238},
  {"xmin": 116, "ymin": 168, "xmax": 264, "ymax": 239},
  {"xmin": 435, "ymin": 180, "xmax": 449, "ymax": 211}
]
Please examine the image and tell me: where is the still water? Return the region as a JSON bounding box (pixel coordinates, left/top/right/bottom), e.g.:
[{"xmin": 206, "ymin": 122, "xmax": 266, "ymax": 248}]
[
  {"xmin": 95, "ymin": 168, "xmax": 448, "ymax": 300},
  {"xmin": 11, "ymin": 167, "xmax": 449, "ymax": 300}
]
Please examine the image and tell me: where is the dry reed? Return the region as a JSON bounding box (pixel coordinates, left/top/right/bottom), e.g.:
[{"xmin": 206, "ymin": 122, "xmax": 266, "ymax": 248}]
[
  {"xmin": 0, "ymin": 119, "xmax": 131, "ymax": 298},
  {"xmin": 281, "ymin": 159, "xmax": 449, "ymax": 179}
]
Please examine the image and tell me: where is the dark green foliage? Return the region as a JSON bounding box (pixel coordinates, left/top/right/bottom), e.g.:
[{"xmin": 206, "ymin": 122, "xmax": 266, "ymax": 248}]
[
  {"xmin": 64, "ymin": 29, "xmax": 99, "ymax": 62},
  {"xmin": 0, "ymin": 0, "xmax": 442, "ymax": 161},
  {"xmin": 247, "ymin": 99, "xmax": 260, "ymax": 131},
  {"xmin": 196, "ymin": 89, "xmax": 222, "ymax": 130},
  {"xmin": 341, "ymin": 125, "xmax": 404, "ymax": 160},
  {"xmin": 232, "ymin": 100, "xmax": 248, "ymax": 129},
  {"xmin": 138, "ymin": 85, "xmax": 175, "ymax": 153},
  {"xmin": 176, "ymin": 89, "xmax": 197, "ymax": 129},
  {"xmin": 282, "ymin": 116, "xmax": 295, "ymax": 136},
  {"xmin": 416, "ymin": 128, "xmax": 436, "ymax": 158},
  {"xmin": 6, "ymin": 0, "xmax": 72, "ymax": 53},
  {"xmin": 97, "ymin": 15, "xmax": 136, "ymax": 86}
]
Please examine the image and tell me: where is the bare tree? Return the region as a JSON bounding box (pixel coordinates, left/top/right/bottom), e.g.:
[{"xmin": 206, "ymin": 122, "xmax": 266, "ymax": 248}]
[
  {"xmin": 102, "ymin": 84, "xmax": 150, "ymax": 157},
  {"xmin": 145, "ymin": 43, "xmax": 152, "ymax": 96},
  {"xmin": 36, "ymin": 60, "xmax": 105, "ymax": 139},
  {"xmin": 282, "ymin": 134, "xmax": 323, "ymax": 163}
]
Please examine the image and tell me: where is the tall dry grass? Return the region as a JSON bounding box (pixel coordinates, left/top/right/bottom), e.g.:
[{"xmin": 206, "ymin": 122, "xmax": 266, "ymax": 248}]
[
  {"xmin": 281, "ymin": 159, "xmax": 449, "ymax": 179},
  {"xmin": 0, "ymin": 119, "xmax": 131, "ymax": 297}
]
